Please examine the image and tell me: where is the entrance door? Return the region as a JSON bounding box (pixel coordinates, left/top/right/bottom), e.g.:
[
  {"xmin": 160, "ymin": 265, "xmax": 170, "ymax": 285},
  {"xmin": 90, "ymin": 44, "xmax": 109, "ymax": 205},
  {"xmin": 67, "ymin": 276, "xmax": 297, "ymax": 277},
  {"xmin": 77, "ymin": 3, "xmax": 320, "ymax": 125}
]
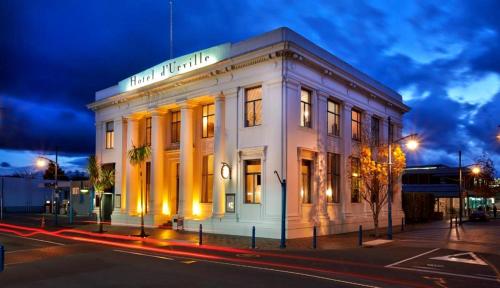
[
  {"xmin": 102, "ymin": 193, "xmax": 113, "ymax": 221},
  {"xmin": 175, "ymin": 163, "xmax": 180, "ymax": 214}
]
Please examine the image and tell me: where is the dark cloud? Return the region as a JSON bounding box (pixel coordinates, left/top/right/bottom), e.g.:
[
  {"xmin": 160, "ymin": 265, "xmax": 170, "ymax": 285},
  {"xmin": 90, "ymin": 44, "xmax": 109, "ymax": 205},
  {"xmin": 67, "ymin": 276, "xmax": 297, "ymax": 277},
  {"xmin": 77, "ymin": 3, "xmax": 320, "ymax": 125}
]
[
  {"xmin": 0, "ymin": 0, "xmax": 499, "ymax": 173},
  {"xmin": 0, "ymin": 162, "xmax": 10, "ymax": 168}
]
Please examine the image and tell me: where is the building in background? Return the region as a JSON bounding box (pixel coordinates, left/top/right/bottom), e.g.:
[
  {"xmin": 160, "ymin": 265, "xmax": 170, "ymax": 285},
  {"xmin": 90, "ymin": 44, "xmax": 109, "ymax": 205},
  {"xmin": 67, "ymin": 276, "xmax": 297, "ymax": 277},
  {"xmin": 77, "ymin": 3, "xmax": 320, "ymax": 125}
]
[
  {"xmin": 88, "ymin": 28, "xmax": 408, "ymax": 238},
  {"xmin": 402, "ymin": 164, "xmax": 494, "ymax": 220}
]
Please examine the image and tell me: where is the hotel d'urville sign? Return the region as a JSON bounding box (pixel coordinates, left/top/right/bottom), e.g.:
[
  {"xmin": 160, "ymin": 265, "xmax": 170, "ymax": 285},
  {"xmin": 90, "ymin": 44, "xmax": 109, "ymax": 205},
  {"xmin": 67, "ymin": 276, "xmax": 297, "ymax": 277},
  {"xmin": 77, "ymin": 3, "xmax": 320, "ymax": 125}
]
[{"xmin": 118, "ymin": 43, "xmax": 231, "ymax": 92}]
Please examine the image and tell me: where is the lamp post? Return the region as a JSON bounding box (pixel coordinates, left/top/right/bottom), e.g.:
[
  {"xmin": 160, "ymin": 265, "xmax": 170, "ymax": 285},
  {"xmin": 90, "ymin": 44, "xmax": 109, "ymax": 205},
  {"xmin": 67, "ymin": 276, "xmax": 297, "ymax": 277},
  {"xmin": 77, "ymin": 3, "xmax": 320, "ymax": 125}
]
[
  {"xmin": 36, "ymin": 148, "xmax": 59, "ymax": 226},
  {"xmin": 459, "ymin": 160, "xmax": 481, "ymax": 223},
  {"xmin": 387, "ymin": 117, "xmax": 419, "ymax": 240},
  {"xmin": 274, "ymin": 171, "xmax": 286, "ymax": 249}
]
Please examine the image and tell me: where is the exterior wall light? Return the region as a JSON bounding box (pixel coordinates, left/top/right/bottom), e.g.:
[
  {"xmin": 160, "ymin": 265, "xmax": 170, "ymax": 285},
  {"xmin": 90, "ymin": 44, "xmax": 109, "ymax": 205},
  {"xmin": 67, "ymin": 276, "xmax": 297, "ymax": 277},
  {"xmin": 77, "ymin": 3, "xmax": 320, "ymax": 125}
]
[{"xmin": 221, "ymin": 162, "xmax": 231, "ymax": 179}]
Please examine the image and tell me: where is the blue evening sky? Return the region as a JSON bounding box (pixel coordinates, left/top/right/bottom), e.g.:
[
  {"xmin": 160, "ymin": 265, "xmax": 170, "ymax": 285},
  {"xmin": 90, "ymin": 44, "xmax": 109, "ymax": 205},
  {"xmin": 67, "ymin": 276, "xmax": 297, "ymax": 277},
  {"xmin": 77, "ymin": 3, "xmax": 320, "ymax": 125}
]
[{"xmin": 1, "ymin": 0, "xmax": 499, "ymax": 175}]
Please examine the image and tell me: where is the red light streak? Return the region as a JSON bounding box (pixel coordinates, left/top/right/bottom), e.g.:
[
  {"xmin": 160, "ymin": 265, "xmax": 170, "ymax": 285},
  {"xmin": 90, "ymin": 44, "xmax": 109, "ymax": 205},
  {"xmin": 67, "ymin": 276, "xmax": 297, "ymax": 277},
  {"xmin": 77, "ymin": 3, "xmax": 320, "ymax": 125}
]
[{"xmin": 0, "ymin": 223, "xmax": 430, "ymax": 288}]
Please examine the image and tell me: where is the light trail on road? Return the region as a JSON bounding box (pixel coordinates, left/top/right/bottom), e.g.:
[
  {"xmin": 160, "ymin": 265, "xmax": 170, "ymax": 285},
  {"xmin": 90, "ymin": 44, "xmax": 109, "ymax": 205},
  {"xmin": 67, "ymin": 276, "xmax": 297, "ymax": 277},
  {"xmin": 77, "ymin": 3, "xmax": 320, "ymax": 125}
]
[{"xmin": 0, "ymin": 223, "xmax": 433, "ymax": 288}]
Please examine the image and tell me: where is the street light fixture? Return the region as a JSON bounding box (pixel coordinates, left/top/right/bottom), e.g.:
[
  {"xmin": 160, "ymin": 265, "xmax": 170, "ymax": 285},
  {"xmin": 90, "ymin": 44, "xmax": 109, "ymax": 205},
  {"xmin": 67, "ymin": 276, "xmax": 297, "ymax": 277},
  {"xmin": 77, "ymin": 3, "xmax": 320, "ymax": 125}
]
[
  {"xmin": 36, "ymin": 148, "xmax": 60, "ymax": 226},
  {"xmin": 458, "ymin": 150, "xmax": 481, "ymax": 225},
  {"xmin": 387, "ymin": 116, "xmax": 419, "ymax": 240}
]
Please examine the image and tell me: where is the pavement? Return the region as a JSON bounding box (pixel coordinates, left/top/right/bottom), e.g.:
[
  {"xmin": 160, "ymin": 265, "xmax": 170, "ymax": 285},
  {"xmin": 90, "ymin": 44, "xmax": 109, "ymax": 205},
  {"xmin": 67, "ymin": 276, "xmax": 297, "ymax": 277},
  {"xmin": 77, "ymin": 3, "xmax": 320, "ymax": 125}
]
[{"xmin": 0, "ymin": 213, "xmax": 499, "ymax": 288}]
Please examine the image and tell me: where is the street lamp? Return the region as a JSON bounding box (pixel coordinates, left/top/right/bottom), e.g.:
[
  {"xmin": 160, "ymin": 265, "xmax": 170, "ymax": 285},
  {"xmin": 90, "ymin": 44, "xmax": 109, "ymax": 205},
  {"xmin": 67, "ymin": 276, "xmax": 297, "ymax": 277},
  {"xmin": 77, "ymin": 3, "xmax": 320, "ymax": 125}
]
[
  {"xmin": 459, "ymin": 157, "xmax": 481, "ymax": 224},
  {"xmin": 387, "ymin": 116, "xmax": 419, "ymax": 240},
  {"xmin": 36, "ymin": 148, "xmax": 59, "ymax": 226}
]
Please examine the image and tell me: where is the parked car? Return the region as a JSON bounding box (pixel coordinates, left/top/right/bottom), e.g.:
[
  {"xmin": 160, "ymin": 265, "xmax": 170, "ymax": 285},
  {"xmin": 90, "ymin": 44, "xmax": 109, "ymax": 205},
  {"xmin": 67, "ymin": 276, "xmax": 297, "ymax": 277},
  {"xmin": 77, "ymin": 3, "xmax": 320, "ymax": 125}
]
[{"xmin": 469, "ymin": 208, "xmax": 488, "ymax": 221}]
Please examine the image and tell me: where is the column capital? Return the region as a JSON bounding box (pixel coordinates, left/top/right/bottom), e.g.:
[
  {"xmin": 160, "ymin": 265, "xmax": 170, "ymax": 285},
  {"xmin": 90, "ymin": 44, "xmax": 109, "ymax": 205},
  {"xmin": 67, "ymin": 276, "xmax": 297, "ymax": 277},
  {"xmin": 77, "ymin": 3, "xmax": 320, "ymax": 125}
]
[
  {"xmin": 215, "ymin": 92, "xmax": 225, "ymax": 102},
  {"xmin": 343, "ymin": 102, "xmax": 354, "ymax": 110},
  {"xmin": 317, "ymin": 90, "xmax": 329, "ymax": 101},
  {"xmin": 177, "ymin": 100, "xmax": 196, "ymax": 110},
  {"xmin": 150, "ymin": 110, "xmax": 166, "ymax": 117},
  {"xmin": 221, "ymin": 88, "xmax": 238, "ymax": 99}
]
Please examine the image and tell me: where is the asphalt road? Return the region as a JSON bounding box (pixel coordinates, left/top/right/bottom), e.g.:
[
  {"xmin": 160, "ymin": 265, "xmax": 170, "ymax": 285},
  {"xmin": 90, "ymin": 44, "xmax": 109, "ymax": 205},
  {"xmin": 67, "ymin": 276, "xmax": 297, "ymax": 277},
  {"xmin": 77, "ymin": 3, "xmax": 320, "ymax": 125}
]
[{"xmin": 0, "ymin": 222, "xmax": 499, "ymax": 288}]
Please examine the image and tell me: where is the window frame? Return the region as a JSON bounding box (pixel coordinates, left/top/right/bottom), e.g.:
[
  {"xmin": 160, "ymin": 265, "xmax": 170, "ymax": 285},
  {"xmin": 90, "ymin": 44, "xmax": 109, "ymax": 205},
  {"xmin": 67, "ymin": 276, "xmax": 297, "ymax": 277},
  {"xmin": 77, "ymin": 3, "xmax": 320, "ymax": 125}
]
[
  {"xmin": 327, "ymin": 100, "xmax": 340, "ymax": 136},
  {"xmin": 244, "ymin": 159, "xmax": 262, "ymax": 204},
  {"xmin": 244, "ymin": 86, "xmax": 263, "ymax": 127},
  {"xmin": 202, "ymin": 103, "xmax": 215, "ymax": 138},
  {"xmin": 105, "ymin": 121, "xmax": 114, "ymax": 149},
  {"xmin": 301, "ymin": 159, "xmax": 312, "ymax": 204},
  {"xmin": 327, "ymin": 153, "xmax": 341, "ymax": 203},
  {"xmin": 300, "ymin": 88, "xmax": 312, "ymax": 128},
  {"xmin": 351, "ymin": 157, "xmax": 361, "ymax": 203},
  {"xmin": 371, "ymin": 116, "xmax": 380, "ymax": 146},
  {"xmin": 201, "ymin": 154, "xmax": 214, "ymax": 203},
  {"xmin": 171, "ymin": 111, "xmax": 181, "ymax": 144},
  {"xmin": 351, "ymin": 109, "xmax": 362, "ymax": 141}
]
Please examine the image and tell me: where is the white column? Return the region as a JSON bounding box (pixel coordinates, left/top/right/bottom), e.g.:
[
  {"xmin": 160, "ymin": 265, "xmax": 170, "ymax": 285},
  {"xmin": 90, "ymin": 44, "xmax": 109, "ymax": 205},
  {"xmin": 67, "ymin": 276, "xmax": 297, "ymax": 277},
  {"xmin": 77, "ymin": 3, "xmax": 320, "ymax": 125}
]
[
  {"xmin": 341, "ymin": 103, "xmax": 353, "ymax": 216},
  {"xmin": 179, "ymin": 103, "xmax": 194, "ymax": 217},
  {"xmin": 212, "ymin": 94, "xmax": 226, "ymax": 217},
  {"xmin": 126, "ymin": 117, "xmax": 139, "ymax": 214},
  {"xmin": 150, "ymin": 111, "xmax": 165, "ymax": 216},
  {"xmin": 113, "ymin": 117, "xmax": 126, "ymax": 211},
  {"xmin": 316, "ymin": 92, "xmax": 329, "ymax": 220}
]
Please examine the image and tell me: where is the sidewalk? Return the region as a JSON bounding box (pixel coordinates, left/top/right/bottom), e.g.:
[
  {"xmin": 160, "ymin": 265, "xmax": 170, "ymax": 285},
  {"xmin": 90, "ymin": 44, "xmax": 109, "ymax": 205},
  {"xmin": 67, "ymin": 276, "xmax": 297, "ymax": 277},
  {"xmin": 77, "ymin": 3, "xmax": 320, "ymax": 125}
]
[{"xmin": 2, "ymin": 213, "xmax": 498, "ymax": 252}]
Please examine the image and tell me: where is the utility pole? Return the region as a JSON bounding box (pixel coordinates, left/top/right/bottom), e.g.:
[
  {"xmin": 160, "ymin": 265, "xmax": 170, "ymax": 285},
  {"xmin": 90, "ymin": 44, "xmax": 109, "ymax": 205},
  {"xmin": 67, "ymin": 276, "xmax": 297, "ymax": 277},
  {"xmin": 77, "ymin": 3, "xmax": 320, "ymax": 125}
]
[
  {"xmin": 169, "ymin": 0, "xmax": 173, "ymax": 59},
  {"xmin": 459, "ymin": 150, "xmax": 463, "ymax": 225},
  {"xmin": 387, "ymin": 117, "xmax": 393, "ymax": 240}
]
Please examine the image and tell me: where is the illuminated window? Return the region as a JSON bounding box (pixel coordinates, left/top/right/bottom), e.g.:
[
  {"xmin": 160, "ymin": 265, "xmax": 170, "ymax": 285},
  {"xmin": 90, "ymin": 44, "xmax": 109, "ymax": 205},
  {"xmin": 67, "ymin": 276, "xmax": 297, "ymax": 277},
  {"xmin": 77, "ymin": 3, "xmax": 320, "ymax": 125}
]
[
  {"xmin": 145, "ymin": 117, "xmax": 152, "ymax": 146},
  {"xmin": 105, "ymin": 121, "xmax": 114, "ymax": 149},
  {"xmin": 301, "ymin": 159, "xmax": 312, "ymax": 204},
  {"xmin": 327, "ymin": 153, "xmax": 341, "ymax": 203},
  {"xmin": 171, "ymin": 111, "xmax": 181, "ymax": 144},
  {"xmin": 202, "ymin": 104, "xmax": 215, "ymax": 138},
  {"xmin": 351, "ymin": 157, "xmax": 361, "ymax": 203},
  {"xmin": 244, "ymin": 160, "xmax": 261, "ymax": 204},
  {"xmin": 351, "ymin": 109, "xmax": 362, "ymax": 141},
  {"xmin": 201, "ymin": 154, "xmax": 214, "ymax": 203},
  {"xmin": 371, "ymin": 116, "xmax": 380, "ymax": 146},
  {"xmin": 300, "ymin": 89, "xmax": 312, "ymax": 128},
  {"xmin": 245, "ymin": 86, "xmax": 262, "ymax": 127},
  {"xmin": 327, "ymin": 100, "xmax": 340, "ymax": 136}
]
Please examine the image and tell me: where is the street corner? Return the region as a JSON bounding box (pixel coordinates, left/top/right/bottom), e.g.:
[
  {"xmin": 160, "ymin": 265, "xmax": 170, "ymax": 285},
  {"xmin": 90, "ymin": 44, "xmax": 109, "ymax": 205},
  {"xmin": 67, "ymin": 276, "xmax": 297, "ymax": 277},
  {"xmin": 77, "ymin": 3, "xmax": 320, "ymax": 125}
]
[{"xmin": 385, "ymin": 248, "xmax": 500, "ymax": 283}]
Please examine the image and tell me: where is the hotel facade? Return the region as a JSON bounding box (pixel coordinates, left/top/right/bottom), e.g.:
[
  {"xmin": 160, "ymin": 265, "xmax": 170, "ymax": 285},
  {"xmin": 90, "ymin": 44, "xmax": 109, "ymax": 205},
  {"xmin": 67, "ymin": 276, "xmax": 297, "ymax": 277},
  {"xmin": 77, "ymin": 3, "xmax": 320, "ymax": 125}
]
[{"xmin": 88, "ymin": 28, "xmax": 409, "ymax": 239}]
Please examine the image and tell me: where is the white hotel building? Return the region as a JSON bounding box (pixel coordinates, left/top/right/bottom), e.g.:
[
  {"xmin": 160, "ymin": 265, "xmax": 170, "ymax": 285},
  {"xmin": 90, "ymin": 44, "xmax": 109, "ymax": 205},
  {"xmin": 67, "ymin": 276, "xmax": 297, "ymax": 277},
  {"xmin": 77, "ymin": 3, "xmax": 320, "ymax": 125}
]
[{"xmin": 88, "ymin": 28, "xmax": 409, "ymax": 239}]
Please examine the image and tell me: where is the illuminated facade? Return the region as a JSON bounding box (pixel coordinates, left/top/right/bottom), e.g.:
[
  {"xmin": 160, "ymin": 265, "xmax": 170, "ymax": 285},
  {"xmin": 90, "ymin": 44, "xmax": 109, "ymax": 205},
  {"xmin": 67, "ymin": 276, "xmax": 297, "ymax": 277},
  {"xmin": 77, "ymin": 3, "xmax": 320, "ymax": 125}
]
[{"xmin": 88, "ymin": 28, "xmax": 408, "ymax": 238}]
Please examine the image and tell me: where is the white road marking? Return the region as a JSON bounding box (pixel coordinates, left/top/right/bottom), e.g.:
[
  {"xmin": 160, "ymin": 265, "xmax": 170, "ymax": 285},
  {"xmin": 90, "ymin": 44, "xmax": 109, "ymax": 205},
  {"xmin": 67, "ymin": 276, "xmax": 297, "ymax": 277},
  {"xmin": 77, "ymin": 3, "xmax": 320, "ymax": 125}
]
[
  {"xmin": 0, "ymin": 232, "xmax": 65, "ymax": 246},
  {"xmin": 389, "ymin": 266, "xmax": 499, "ymax": 282},
  {"xmin": 430, "ymin": 252, "xmax": 488, "ymax": 266},
  {"xmin": 385, "ymin": 248, "xmax": 440, "ymax": 268},
  {"xmin": 113, "ymin": 249, "xmax": 380, "ymax": 288},
  {"xmin": 114, "ymin": 249, "xmax": 174, "ymax": 261}
]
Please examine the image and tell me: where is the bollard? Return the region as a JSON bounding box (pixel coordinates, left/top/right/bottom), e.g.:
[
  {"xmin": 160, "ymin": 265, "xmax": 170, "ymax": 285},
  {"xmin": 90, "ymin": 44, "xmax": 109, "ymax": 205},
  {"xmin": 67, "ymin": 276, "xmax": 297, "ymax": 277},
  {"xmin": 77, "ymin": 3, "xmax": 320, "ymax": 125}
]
[
  {"xmin": 41, "ymin": 216, "xmax": 45, "ymax": 228},
  {"xmin": 401, "ymin": 217, "xmax": 404, "ymax": 231},
  {"xmin": 358, "ymin": 225, "xmax": 362, "ymax": 247},
  {"xmin": 455, "ymin": 216, "xmax": 458, "ymax": 228},
  {"xmin": 251, "ymin": 226, "xmax": 256, "ymax": 249},
  {"xmin": 198, "ymin": 224, "xmax": 202, "ymax": 246},
  {"xmin": 450, "ymin": 217, "xmax": 453, "ymax": 229},
  {"xmin": 312, "ymin": 226, "xmax": 317, "ymax": 249},
  {"xmin": 0, "ymin": 245, "xmax": 4, "ymax": 272}
]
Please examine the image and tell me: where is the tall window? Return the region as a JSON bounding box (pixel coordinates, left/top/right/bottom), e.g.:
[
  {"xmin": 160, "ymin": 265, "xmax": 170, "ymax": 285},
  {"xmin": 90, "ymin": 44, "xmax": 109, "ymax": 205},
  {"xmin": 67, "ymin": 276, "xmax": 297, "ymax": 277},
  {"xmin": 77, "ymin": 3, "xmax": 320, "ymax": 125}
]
[
  {"xmin": 371, "ymin": 116, "xmax": 380, "ymax": 146},
  {"xmin": 351, "ymin": 109, "xmax": 361, "ymax": 141},
  {"xmin": 389, "ymin": 124, "xmax": 395, "ymax": 143},
  {"xmin": 105, "ymin": 121, "xmax": 114, "ymax": 149},
  {"xmin": 351, "ymin": 157, "xmax": 361, "ymax": 203},
  {"xmin": 145, "ymin": 117, "xmax": 152, "ymax": 146},
  {"xmin": 245, "ymin": 86, "xmax": 262, "ymax": 127},
  {"xmin": 327, "ymin": 100, "xmax": 340, "ymax": 136},
  {"xmin": 327, "ymin": 153, "xmax": 341, "ymax": 203},
  {"xmin": 202, "ymin": 104, "xmax": 215, "ymax": 138},
  {"xmin": 171, "ymin": 111, "xmax": 181, "ymax": 144},
  {"xmin": 145, "ymin": 162, "xmax": 151, "ymax": 214},
  {"xmin": 201, "ymin": 154, "xmax": 214, "ymax": 203},
  {"xmin": 300, "ymin": 89, "xmax": 312, "ymax": 127},
  {"xmin": 244, "ymin": 160, "xmax": 261, "ymax": 204},
  {"xmin": 301, "ymin": 159, "xmax": 312, "ymax": 204}
]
